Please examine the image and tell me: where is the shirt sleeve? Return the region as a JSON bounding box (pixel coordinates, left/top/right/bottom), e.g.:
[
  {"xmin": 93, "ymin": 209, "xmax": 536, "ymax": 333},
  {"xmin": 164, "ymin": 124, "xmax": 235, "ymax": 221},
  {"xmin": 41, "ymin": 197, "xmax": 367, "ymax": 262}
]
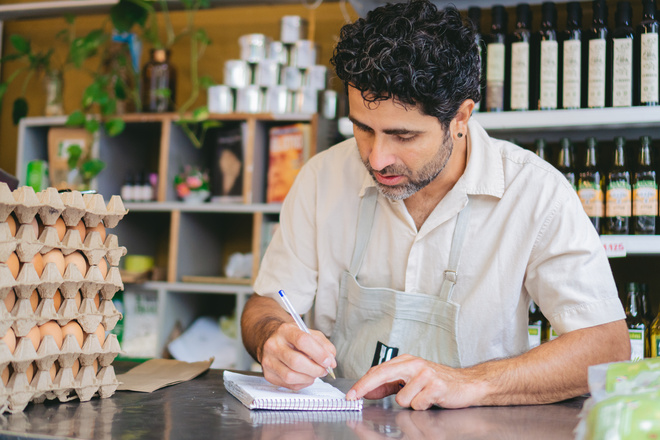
[
  {"xmin": 252, "ymin": 160, "xmax": 320, "ymax": 314},
  {"xmin": 524, "ymin": 184, "xmax": 626, "ymax": 335}
]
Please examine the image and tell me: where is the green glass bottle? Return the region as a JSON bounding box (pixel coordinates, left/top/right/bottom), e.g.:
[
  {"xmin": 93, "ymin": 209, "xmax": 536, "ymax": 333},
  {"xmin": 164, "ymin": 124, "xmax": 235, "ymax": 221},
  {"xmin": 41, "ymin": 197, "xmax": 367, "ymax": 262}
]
[
  {"xmin": 557, "ymin": 137, "xmax": 576, "ymax": 190},
  {"xmin": 578, "ymin": 137, "xmax": 604, "ymax": 233},
  {"xmin": 632, "ymin": 136, "xmax": 657, "ymax": 234},
  {"xmin": 605, "ymin": 136, "xmax": 631, "ymax": 234}
]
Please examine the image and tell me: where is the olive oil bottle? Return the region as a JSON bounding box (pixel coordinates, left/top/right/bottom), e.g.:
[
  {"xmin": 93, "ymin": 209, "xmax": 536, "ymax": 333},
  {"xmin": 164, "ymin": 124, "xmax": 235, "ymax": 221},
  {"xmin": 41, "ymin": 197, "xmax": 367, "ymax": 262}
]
[
  {"xmin": 557, "ymin": 137, "xmax": 576, "ymax": 190},
  {"xmin": 625, "ymin": 282, "xmax": 650, "ymax": 360},
  {"xmin": 605, "ymin": 136, "xmax": 631, "ymax": 234},
  {"xmin": 485, "ymin": 5, "xmax": 508, "ymax": 112},
  {"xmin": 536, "ymin": 2, "xmax": 559, "ymax": 110},
  {"xmin": 533, "ymin": 138, "xmax": 549, "ymax": 161},
  {"xmin": 528, "ymin": 301, "xmax": 549, "ymax": 348},
  {"xmin": 610, "ymin": 1, "xmax": 634, "ymax": 108},
  {"xmin": 578, "ymin": 137, "xmax": 604, "ymax": 233},
  {"xmin": 636, "ymin": 0, "xmax": 660, "ymax": 106},
  {"xmin": 560, "ymin": 2, "xmax": 583, "ymax": 109},
  {"xmin": 651, "ymin": 306, "xmax": 660, "ymax": 357},
  {"xmin": 587, "ymin": 0, "xmax": 610, "ymax": 108},
  {"xmin": 510, "ymin": 4, "xmax": 533, "ymax": 111},
  {"xmin": 632, "ymin": 136, "xmax": 657, "ymax": 234}
]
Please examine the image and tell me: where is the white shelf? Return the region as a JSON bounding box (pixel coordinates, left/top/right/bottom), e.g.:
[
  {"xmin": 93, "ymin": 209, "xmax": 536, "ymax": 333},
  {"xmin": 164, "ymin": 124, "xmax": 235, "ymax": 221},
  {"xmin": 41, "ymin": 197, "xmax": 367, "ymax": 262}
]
[
  {"xmin": 124, "ymin": 201, "xmax": 281, "ymax": 214},
  {"xmin": 473, "ymin": 107, "xmax": 660, "ymax": 132},
  {"xmin": 601, "ymin": 235, "xmax": 660, "ymax": 257},
  {"xmin": 141, "ymin": 281, "xmax": 254, "ymax": 294}
]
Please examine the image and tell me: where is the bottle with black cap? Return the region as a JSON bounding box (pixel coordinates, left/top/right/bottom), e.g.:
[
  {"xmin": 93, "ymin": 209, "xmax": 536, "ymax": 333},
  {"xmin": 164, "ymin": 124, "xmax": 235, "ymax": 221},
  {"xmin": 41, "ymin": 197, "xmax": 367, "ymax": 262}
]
[
  {"xmin": 633, "ymin": 136, "xmax": 657, "ymax": 234},
  {"xmin": 587, "ymin": 0, "xmax": 610, "ymax": 108},
  {"xmin": 533, "ymin": 2, "xmax": 558, "ymax": 110},
  {"xmin": 611, "ymin": 1, "xmax": 634, "ymax": 108},
  {"xmin": 636, "ymin": 0, "xmax": 659, "ymax": 106},
  {"xmin": 560, "ymin": 2, "xmax": 583, "ymax": 109},
  {"xmin": 578, "ymin": 137, "xmax": 604, "ymax": 233},
  {"xmin": 533, "ymin": 138, "xmax": 549, "ymax": 162},
  {"xmin": 485, "ymin": 5, "xmax": 508, "ymax": 112},
  {"xmin": 605, "ymin": 136, "xmax": 631, "ymax": 234},
  {"xmin": 557, "ymin": 137, "xmax": 576, "ymax": 190},
  {"xmin": 468, "ymin": 6, "xmax": 485, "ymax": 112},
  {"xmin": 509, "ymin": 3, "xmax": 532, "ymax": 111}
]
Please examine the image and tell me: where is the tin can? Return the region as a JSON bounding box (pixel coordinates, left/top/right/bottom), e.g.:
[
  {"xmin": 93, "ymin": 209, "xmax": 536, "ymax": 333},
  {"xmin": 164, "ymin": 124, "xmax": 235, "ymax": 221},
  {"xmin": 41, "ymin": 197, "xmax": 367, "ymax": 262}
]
[
  {"xmin": 293, "ymin": 87, "xmax": 318, "ymax": 114},
  {"xmin": 265, "ymin": 86, "xmax": 292, "ymax": 114},
  {"xmin": 255, "ymin": 60, "xmax": 281, "ymax": 87},
  {"xmin": 282, "ymin": 66, "xmax": 304, "ymax": 90},
  {"xmin": 239, "ymin": 34, "xmax": 270, "ymax": 63},
  {"xmin": 290, "ymin": 40, "xmax": 317, "ymax": 69},
  {"xmin": 322, "ymin": 90, "xmax": 338, "ymax": 119},
  {"xmin": 224, "ymin": 60, "xmax": 251, "ymax": 88},
  {"xmin": 236, "ymin": 86, "xmax": 263, "ymax": 113},
  {"xmin": 208, "ymin": 85, "xmax": 234, "ymax": 114},
  {"xmin": 281, "ymin": 16, "xmax": 308, "ymax": 43},
  {"xmin": 268, "ymin": 41, "xmax": 288, "ymax": 65},
  {"xmin": 304, "ymin": 65, "xmax": 327, "ymax": 90}
]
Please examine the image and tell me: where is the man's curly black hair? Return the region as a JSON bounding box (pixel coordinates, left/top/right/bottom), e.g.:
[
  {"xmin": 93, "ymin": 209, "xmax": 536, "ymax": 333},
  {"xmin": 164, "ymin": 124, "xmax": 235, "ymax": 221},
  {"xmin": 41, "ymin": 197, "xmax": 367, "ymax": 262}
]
[{"xmin": 331, "ymin": 0, "xmax": 481, "ymax": 130}]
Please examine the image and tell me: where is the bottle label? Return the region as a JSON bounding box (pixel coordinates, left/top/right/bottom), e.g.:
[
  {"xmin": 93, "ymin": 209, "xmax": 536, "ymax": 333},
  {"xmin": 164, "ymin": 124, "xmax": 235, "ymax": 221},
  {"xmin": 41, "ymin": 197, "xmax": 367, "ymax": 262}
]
[
  {"xmin": 629, "ymin": 328, "xmax": 645, "ymax": 361},
  {"xmin": 562, "ymin": 40, "xmax": 582, "ymax": 108},
  {"xmin": 528, "ymin": 324, "xmax": 542, "ymax": 348},
  {"xmin": 641, "ymin": 33, "xmax": 659, "ymax": 103},
  {"xmin": 588, "ymin": 39, "xmax": 607, "ymax": 108},
  {"xmin": 578, "ymin": 184, "xmax": 604, "ymax": 217},
  {"xmin": 486, "ymin": 43, "xmax": 505, "ymax": 109},
  {"xmin": 540, "ymin": 40, "xmax": 558, "ymax": 109},
  {"xmin": 633, "ymin": 180, "xmax": 658, "ymax": 216},
  {"xmin": 606, "ymin": 184, "xmax": 632, "ymax": 217},
  {"xmin": 612, "ymin": 38, "xmax": 633, "ymax": 107},
  {"xmin": 511, "ymin": 41, "xmax": 530, "ymax": 110},
  {"xmin": 549, "ymin": 327, "xmax": 558, "ymax": 341},
  {"xmin": 652, "ymin": 333, "xmax": 660, "ymax": 357}
]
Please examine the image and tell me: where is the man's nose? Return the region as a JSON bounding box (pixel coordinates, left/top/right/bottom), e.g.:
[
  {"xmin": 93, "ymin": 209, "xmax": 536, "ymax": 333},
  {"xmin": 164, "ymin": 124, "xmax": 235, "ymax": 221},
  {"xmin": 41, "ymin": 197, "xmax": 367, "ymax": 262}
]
[{"xmin": 369, "ymin": 136, "xmax": 397, "ymax": 171}]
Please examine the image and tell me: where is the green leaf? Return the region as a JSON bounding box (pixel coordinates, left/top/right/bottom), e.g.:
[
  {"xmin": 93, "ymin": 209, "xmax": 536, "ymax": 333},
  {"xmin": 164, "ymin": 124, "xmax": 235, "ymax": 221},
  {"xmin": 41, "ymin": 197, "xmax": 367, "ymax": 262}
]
[
  {"xmin": 9, "ymin": 35, "xmax": 30, "ymax": 55},
  {"xmin": 0, "ymin": 53, "xmax": 23, "ymax": 63},
  {"xmin": 192, "ymin": 106, "xmax": 209, "ymax": 121},
  {"xmin": 155, "ymin": 88, "xmax": 171, "ymax": 99},
  {"xmin": 66, "ymin": 144, "xmax": 82, "ymax": 170},
  {"xmin": 199, "ymin": 76, "xmax": 215, "ymax": 90},
  {"xmin": 114, "ymin": 80, "xmax": 127, "ymax": 100},
  {"xmin": 66, "ymin": 110, "xmax": 86, "ymax": 126},
  {"xmin": 80, "ymin": 159, "xmax": 105, "ymax": 181},
  {"xmin": 100, "ymin": 98, "xmax": 116, "ymax": 116},
  {"xmin": 0, "ymin": 83, "xmax": 8, "ymax": 103},
  {"xmin": 85, "ymin": 118, "xmax": 100, "ymax": 134},
  {"xmin": 12, "ymin": 98, "xmax": 28, "ymax": 125},
  {"xmin": 55, "ymin": 29, "xmax": 69, "ymax": 40},
  {"xmin": 201, "ymin": 120, "xmax": 222, "ymax": 130},
  {"xmin": 82, "ymin": 82, "xmax": 104, "ymax": 107},
  {"xmin": 110, "ymin": 0, "xmax": 149, "ymax": 32},
  {"xmin": 105, "ymin": 118, "xmax": 126, "ymax": 137},
  {"xmin": 194, "ymin": 29, "xmax": 211, "ymax": 45},
  {"xmin": 63, "ymin": 14, "xmax": 75, "ymax": 25}
]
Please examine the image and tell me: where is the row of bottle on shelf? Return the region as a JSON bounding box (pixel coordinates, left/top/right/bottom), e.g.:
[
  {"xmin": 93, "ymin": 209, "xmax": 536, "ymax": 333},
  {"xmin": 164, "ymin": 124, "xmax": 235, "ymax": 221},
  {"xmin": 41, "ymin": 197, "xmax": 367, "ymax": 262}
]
[
  {"xmin": 469, "ymin": 0, "xmax": 660, "ymax": 112},
  {"xmin": 528, "ymin": 135, "xmax": 657, "ymax": 235},
  {"xmin": 120, "ymin": 172, "xmax": 157, "ymax": 203},
  {"xmin": 528, "ymin": 281, "xmax": 660, "ymax": 359}
]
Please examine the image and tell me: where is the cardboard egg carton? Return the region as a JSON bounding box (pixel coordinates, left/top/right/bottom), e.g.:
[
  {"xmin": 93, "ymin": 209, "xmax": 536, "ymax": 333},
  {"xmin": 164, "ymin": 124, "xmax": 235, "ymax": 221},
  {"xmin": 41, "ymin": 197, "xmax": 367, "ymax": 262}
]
[
  {"xmin": 0, "ymin": 330, "xmax": 121, "ymax": 413},
  {"xmin": 0, "ymin": 184, "xmax": 129, "ymax": 412}
]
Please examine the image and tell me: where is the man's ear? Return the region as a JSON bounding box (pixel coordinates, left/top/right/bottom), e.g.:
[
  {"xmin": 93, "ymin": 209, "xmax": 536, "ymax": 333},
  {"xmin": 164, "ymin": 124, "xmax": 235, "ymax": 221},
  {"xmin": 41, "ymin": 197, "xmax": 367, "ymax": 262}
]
[{"xmin": 450, "ymin": 100, "xmax": 475, "ymax": 140}]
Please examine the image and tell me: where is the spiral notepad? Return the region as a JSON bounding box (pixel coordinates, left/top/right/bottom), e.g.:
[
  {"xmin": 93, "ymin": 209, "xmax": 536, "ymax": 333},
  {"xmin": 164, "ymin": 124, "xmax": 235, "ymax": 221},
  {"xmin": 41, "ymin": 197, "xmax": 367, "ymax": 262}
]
[{"xmin": 223, "ymin": 371, "xmax": 363, "ymax": 411}]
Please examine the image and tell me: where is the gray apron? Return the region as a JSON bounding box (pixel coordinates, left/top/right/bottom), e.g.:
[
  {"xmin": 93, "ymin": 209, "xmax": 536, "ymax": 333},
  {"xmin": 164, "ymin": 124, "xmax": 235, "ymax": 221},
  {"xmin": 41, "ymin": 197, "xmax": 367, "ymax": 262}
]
[{"xmin": 330, "ymin": 187, "xmax": 472, "ymax": 379}]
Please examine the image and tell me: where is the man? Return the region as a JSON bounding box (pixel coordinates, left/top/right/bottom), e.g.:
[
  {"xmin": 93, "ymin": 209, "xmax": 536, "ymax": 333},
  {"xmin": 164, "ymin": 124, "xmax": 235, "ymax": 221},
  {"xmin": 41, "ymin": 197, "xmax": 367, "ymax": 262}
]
[{"xmin": 241, "ymin": 0, "xmax": 630, "ymax": 410}]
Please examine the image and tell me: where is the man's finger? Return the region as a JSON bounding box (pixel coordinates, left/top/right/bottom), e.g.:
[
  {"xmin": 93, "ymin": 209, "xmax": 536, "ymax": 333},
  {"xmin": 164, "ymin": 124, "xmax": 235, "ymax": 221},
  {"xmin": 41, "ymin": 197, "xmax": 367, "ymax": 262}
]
[{"xmin": 283, "ymin": 325, "xmax": 336, "ymax": 370}]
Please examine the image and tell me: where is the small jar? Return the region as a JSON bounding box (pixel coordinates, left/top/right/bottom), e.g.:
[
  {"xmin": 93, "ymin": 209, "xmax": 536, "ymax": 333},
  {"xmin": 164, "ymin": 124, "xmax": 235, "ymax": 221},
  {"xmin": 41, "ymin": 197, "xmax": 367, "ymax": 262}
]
[{"xmin": 142, "ymin": 48, "xmax": 176, "ymax": 113}]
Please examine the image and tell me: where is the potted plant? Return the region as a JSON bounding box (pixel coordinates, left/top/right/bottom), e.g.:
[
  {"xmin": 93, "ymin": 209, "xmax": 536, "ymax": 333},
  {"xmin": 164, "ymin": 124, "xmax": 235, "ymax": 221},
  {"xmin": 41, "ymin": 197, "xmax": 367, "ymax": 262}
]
[{"xmin": 173, "ymin": 165, "xmax": 210, "ymax": 203}]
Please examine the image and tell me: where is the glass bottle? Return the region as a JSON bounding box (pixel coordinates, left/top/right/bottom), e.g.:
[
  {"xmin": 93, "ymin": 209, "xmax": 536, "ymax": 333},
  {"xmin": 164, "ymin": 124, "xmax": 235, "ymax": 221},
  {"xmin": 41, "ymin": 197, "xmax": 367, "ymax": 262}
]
[
  {"xmin": 633, "ymin": 136, "xmax": 657, "ymax": 234},
  {"xmin": 560, "ymin": 2, "xmax": 583, "ymax": 109},
  {"xmin": 509, "ymin": 3, "xmax": 532, "ymax": 111},
  {"xmin": 578, "ymin": 137, "xmax": 604, "ymax": 233},
  {"xmin": 468, "ymin": 6, "xmax": 485, "ymax": 113},
  {"xmin": 636, "ymin": 0, "xmax": 660, "ymax": 106},
  {"xmin": 587, "ymin": 0, "xmax": 610, "ymax": 108},
  {"xmin": 528, "ymin": 301, "xmax": 549, "ymax": 348},
  {"xmin": 611, "ymin": 1, "xmax": 634, "ymax": 108},
  {"xmin": 557, "ymin": 137, "xmax": 576, "ymax": 190},
  {"xmin": 142, "ymin": 48, "xmax": 176, "ymax": 113},
  {"xmin": 44, "ymin": 69, "xmax": 64, "ymax": 116},
  {"xmin": 536, "ymin": 2, "xmax": 558, "ymax": 110},
  {"xmin": 651, "ymin": 305, "xmax": 660, "ymax": 357},
  {"xmin": 485, "ymin": 5, "xmax": 508, "ymax": 112},
  {"xmin": 605, "ymin": 136, "xmax": 631, "ymax": 234},
  {"xmin": 625, "ymin": 282, "xmax": 649, "ymax": 360},
  {"xmin": 533, "ymin": 138, "xmax": 549, "ymax": 161}
]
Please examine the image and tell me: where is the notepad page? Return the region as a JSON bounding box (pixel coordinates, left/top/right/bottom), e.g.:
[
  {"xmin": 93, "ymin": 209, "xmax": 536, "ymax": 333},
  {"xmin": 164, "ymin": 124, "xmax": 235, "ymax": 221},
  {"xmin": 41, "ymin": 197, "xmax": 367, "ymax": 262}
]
[{"xmin": 223, "ymin": 371, "xmax": 363, "ymax": 411}]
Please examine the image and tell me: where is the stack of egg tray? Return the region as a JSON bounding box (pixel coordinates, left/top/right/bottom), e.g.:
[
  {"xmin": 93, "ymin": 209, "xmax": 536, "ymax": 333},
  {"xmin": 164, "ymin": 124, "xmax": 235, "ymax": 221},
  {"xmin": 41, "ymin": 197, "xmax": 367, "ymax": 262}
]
[{"xmin": 0, "ymin": 183, "xmax": 128, "ymax": 413}]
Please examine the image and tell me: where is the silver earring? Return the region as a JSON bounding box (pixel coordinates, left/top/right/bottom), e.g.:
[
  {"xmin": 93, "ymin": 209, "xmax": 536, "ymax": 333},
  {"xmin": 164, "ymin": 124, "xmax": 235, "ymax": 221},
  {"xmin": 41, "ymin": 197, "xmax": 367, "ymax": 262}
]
[{"xmin": 457, "ymin": 132, "xmax": 463, "ymax": 138}]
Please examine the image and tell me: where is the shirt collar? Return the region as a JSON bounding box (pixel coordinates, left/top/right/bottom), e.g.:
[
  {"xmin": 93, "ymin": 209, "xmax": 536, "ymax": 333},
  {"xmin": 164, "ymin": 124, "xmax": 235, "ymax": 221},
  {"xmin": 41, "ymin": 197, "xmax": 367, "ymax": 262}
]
[{"xmin": 357, "ymin": 118, "xmax": 505, "ymax": 199}]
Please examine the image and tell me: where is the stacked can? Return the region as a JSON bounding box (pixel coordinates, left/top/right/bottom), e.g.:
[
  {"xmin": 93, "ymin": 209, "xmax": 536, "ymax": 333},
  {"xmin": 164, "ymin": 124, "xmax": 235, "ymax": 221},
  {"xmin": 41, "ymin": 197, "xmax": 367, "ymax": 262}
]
[{"xmin": 208, "ymin": 15, "xmax": 337, "ymax": 118}]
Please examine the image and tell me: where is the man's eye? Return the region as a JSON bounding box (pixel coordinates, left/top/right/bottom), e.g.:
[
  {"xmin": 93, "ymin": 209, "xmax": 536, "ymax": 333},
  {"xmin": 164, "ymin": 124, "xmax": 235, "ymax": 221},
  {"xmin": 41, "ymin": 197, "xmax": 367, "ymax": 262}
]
[{"xmin": 396, "ymin": 135, "xmax": 416, "ymax": 143}]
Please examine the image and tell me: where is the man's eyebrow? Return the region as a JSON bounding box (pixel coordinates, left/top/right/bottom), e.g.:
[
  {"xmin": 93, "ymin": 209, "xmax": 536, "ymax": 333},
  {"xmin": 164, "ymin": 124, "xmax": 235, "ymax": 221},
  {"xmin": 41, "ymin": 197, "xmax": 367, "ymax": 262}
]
[{"xmin": 348, "ymin": 115, "xmax": 423, "ymax": 136}]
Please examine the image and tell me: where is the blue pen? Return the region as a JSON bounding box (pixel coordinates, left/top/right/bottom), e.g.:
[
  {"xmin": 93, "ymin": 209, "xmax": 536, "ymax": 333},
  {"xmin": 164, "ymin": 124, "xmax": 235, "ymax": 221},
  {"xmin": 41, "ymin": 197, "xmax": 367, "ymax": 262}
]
[{"xmin": 278, "ymin": 290, "xmax": 336, "ymax": 380}]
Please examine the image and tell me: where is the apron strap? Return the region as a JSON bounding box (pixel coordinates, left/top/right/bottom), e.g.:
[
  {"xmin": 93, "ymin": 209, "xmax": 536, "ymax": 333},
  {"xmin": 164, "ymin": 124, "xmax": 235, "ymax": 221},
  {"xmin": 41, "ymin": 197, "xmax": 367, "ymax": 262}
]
[
  {"xmin": 349, "ymin": 187, "xmax": 379, "ymax": 275},
  {"xmin": 439, "ymin": 200, "xmax": 472, "ymax": 301}
]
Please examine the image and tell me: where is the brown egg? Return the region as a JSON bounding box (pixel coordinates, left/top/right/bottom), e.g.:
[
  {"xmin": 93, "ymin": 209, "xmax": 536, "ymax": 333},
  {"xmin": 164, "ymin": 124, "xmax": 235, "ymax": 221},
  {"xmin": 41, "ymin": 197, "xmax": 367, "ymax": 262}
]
[
  {"xmin": 75, "ymin": 291, "xmax": 82, "ymax": 310},
  {"xmin": 64, "ymin": 251, "xmax": 88, "ymax": 277},
  {"xmin": 86, "ymin": 222, "xmax": 106, "ymax": 242},
  {"xmin": 7, "ymin": 252, "xmax": 19, "ymax": 279},
  {"xmin": 93, "ymin": 359, "xmax": 99, "ymax": 374},
  {"xmin": 7, "ymin": 214, "xmax": 17, "ymax": 237},
  {"xmin": 42, "ymin": 249, "xmax": 65, "ymax": 276},
  {"xmin": 26, "ymin": 325, "xmax": 41, "ymax": 350},
  {"xmin": 69, "ymin": 220, "xmax": 86, "ymax": 241},
  {"xmin": 29, "ymin": 217, "xmax": 39, "ymax": 238},
  {"xmin": 39, "ymin": 320, "xmax": 63, "ymax": 349},
  {"xmin": 49, "ymin": 363, "xmax": 58, "ymax": 381},
  {"xmin": 30, "ymin": 289, "xmax": 39, "ymax": 312},
  {"xmin": 31, "ymin": 252, "xmax": 44, "ymax": 278},
  {"xmin": 98, "ymin": 258, "xmax": 108, "ymax": 279},
  {"xmin": 72, "ymin": 359, "xmax": 80, "ymax": 378},
  {"xmin": 53, "ymin": 217, "xmax": 66, "ymax": 241},
  {"xmin": 26, "ymin": 362, "xmax": 34, "ymax": 384},
  {"xmin": 1, "ymin": 328, "xmax": 16, "ymax": 354},
  {"xmin": 4, "ymin": 289, "xmax": 16, "ymax": 313},
  {"xmin": 95, "ymin": 324, "xmax": 106, "ymax": 346},
  {"xmin": 61, "ymin": 321, "xmax": 84, "ymax": 348},
  {"xmin": 53, "ymin": 290, "xmax": 62, "ymax": 312},
  {"xmin": 1, "ymin": 365, "xmax": 9, "ymax": 385},
  {"xmin": 94, "ymin": 293, "xmax": 100, "ymax": 309}
]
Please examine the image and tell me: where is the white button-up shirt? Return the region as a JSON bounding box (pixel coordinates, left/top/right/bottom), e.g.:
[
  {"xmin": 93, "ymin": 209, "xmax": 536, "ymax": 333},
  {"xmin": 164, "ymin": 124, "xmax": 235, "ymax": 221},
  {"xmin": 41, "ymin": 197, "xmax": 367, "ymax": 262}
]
[{"xmin": 254, "ymin": 119, "xmax": 625, "ymax": 367}]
